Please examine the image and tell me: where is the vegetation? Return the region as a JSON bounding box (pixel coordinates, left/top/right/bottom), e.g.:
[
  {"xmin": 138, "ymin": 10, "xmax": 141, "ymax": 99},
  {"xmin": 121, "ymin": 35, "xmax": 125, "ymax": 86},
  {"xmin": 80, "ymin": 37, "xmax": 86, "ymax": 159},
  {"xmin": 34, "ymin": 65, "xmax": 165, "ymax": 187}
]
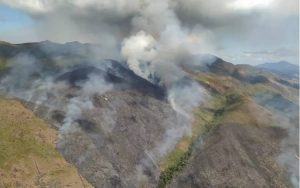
[
  {"xmin": 0, "ymin": 58, "xmax": 7, "ymax": 72},
  {"xmin": 158, "ymin": 144, "xmax": 193, "ymax": 188},
  {"xmin": 0, "ymin": 98, "xmax": 91, "ymax": 187},
  {"xmin": 0, "ymin": 98, "xmax": 59, "ymax": 169},
  {"xmin": 157, "ymin": 94, "xmax": 229, "ymax": 188},
  {"xmin": 156, "ymin": 59, "xmax": 297, "ymax": 187},
  {"xmin": 157, "ymin": 86, "xmax": 258, "ymax": 187}
]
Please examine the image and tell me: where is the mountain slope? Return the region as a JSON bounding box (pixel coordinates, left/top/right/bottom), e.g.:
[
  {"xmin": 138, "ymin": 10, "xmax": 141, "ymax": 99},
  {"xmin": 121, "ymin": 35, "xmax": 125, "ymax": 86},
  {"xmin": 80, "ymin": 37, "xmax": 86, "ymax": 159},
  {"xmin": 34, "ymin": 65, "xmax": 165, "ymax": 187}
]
[
  {"xmin": 256, "ymin": 61, "xmax": 299, "ymax": 80},
  {"xmin": 0, "ymin": 41, "xmax": 298, "ymax": 188},
  {"xmin": 165, "ymin": 59, "xmax": 299, "ymax": 188},
  {"xmin": 0, "ymin": 97, "xmax": 92, "ymax": 187},
  {"xmin": 169, "ymin": 96, "xmax": 290, "ymax": 187}
]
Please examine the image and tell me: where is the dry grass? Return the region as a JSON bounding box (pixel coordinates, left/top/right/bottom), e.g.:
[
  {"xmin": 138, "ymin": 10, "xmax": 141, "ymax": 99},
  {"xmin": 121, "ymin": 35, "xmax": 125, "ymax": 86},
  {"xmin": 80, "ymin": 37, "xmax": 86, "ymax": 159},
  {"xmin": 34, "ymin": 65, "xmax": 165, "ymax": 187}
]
[{"xmin": 0, "ymin": 98, "xmax": 92, "ymax": 187}]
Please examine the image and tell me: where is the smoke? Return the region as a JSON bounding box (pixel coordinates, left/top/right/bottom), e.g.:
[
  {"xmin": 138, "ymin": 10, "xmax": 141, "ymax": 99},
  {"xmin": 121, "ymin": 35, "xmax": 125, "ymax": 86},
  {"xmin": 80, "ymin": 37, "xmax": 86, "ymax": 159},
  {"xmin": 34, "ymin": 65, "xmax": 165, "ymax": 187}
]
[
  {"xmin": 0, "ymin": 0, "xmax": 298, "ymax": 186},
  {"xmin": 60, "ymin": 74, "xmax": 113, "ymax": 133},
  {"xmin": 119, "ymin": 0, "xmax": 214, "ymax": 88},
  {"xmin": 254, "ymin": 93, "xmax": 299, "ymax": 187},
  {"xmin": 121, "ymin": 31, "xmax": 157, "ymax": 78},
  {"xmin": 119, "ymin": 3, "xmax": 212, "ymax": 181},
  {"xmin": 78, "ymin": 74, "xmax": 114, "ymax": 98},
  {"xmin": 61, "ymin": 97, "xmax": 94, "ymax": 133},
  {"xmin": 119, "ymin": 4, "xmax": 211, "ymax": 179},
  {"xmin": 1, "ymin": 1, "xmax": 212, "ymax": 185},
  {"xmin": 168, "ymin": 81, "xmax": 208, "ymax": 119},
  {"xmin": 276, "ymin": 115, "xmax": 299, "ymax": 187},
  {"xmin": 0, "ymin": 52, "xmax": 115, "ymax": 133},
  {"xmin": 1, "ymin": 54, "xmax": 40, "ymax": 97},
  {"xmin": 1, "ymin": 0, "xmax": 298, "ymax": 65}
]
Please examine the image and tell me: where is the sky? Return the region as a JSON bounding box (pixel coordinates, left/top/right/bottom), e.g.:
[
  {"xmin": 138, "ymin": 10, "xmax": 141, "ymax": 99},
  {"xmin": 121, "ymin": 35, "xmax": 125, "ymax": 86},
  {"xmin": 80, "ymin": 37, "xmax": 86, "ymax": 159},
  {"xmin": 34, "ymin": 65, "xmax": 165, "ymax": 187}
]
[{"xmin": 0, "ymin": 0, "xmax": 298, "ymax": 65}]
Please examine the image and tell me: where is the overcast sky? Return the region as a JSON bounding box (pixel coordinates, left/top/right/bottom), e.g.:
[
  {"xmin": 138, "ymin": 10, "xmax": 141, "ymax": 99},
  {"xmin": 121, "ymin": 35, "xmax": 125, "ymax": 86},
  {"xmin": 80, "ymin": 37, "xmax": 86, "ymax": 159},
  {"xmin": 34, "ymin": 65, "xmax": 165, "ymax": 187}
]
[{"xmin": 0, "ymin": 0, "xmax": 298, "ymax": 65}]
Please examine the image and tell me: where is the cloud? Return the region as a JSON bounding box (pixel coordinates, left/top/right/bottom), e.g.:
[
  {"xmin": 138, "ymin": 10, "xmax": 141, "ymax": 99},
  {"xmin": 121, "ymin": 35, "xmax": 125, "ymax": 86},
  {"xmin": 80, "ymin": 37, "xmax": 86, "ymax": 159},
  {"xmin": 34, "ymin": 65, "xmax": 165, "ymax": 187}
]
[
  {"xmin": 239, "ymin": 48, "xmax": 299, "ymax": 64},
  {"xmin": 244, "ymin": 48, "xmax": 298, "ymax": 57},
  {"xmin": 228, "ymin": 0, "xmax": 274, "ymax": 10},
  {"xmin": 0, "ymin": 0, "xmax": 297, "ymax": 66},
  {"xmin": 0, "ymin": 0, "xmax": 297, "ymax": 45}
]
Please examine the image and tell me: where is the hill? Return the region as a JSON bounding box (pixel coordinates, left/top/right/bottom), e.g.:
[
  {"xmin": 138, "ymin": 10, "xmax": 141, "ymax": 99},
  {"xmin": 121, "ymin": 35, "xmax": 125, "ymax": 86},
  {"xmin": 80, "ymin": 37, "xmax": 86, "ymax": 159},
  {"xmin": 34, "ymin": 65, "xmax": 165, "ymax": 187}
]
[
  {"xmin": 256, "ymin": 61, "xmax": 299, "ymax": 80},
  {"xmin": 0, "ymin": 41, "xmax": 298, "ymax": 187}
]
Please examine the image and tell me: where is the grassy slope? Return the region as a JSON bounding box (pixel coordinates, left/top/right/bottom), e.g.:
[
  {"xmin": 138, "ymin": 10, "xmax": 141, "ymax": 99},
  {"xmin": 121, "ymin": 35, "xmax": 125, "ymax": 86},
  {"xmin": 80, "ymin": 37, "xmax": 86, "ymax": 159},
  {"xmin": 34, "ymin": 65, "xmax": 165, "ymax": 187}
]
[
  {"xmin": 0, "ymin": 98, "xmax": 92, "ymax": 187},
  {"xmin": 158, "ymin": 69, "xmax": 296, "ymax": 187},
  {"xmin": 0, "ymin": 58, "xmax": 7, "ymax": 72},
  {"xmin": 158, "ymin": 93, "xmax": 227, "ymax": 187}
]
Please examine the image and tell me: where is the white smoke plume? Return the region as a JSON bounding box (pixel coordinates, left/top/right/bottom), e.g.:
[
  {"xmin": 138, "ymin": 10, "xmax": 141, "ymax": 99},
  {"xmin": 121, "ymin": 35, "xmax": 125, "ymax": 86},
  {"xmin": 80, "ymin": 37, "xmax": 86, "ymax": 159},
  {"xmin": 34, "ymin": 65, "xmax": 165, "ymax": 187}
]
[
  {"xmin": 61, "ymin": 97, "xmax": 94, "ymax": 133},
  {"xmin": 0, "ymin": 54, "xmax": 114, "ymax": 134},
  {"xmin": 120, "ymin": 2, "xmax": 211, "ymax": 158},
  {"xmin": 60, "ymin": 74, "xmax": 113, "ymax": 133},
  {"xmin": 121, "ymin": 31, "xmax": 157, "ymax": 78},
  {"xmin": 168, "ymin": 81, "xmax": 208, "ymax": 119}
]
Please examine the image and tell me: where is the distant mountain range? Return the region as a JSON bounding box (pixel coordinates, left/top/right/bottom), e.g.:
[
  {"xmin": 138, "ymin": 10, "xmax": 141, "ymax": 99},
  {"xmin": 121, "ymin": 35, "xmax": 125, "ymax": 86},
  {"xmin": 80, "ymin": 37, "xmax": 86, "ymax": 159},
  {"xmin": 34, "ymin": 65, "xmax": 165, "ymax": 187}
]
[{"xmin": 256, "ymin": 61, "xmax": 299, "ymax": 79}]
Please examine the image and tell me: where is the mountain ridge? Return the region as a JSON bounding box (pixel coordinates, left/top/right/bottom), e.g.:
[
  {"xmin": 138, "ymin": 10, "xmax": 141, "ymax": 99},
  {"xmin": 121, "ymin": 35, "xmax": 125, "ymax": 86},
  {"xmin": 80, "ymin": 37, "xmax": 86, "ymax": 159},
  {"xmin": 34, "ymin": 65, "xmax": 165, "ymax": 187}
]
[
  {"xmin": 0, "ymin": 40, "xmax": 298, "ymax": 188},
  {"xmin": 256, "ymin": 61, "xmax": 299, "ymax": 80}
]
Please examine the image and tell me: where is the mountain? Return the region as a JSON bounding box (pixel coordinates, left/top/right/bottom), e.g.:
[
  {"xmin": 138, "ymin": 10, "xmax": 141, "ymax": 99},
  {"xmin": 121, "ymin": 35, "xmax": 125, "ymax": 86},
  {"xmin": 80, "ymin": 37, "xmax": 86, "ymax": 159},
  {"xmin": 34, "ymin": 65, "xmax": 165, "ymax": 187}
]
[
  {"xmin": 256, "ymin": 61, "xmax": 299, "ymax": 80},
  {"xmin": 0, "ymin": 41, "xmax": 298, "ymax": 188}
]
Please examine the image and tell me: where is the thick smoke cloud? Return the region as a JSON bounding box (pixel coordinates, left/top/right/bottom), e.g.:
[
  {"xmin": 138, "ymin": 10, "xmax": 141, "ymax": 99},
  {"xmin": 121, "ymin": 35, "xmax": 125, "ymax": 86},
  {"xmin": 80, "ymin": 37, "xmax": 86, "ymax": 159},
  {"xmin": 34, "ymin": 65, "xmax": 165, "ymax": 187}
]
[
  {"xmin": 1, "ymin": 0, "xmax": 298, "ymax": 64},
  {"xmin": 119, "ymin": 8, "xmax": 210, "ymax": 156},
  {"xmin": 121, "ymin": 31, "xmax": 157, "ymax": 78}
]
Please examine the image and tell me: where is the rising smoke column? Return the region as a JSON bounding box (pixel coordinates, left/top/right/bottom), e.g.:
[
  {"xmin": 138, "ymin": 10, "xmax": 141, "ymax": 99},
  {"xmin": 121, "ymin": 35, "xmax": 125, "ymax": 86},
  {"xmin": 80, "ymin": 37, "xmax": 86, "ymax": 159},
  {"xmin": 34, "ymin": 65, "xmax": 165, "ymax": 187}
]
[
  {"xmin": 120, "ymin": 0, "xmax": 210, "ymax": 125},
  {"xmin": 120, "ymin": 1, "xmax": 211, "ymax": 184}
]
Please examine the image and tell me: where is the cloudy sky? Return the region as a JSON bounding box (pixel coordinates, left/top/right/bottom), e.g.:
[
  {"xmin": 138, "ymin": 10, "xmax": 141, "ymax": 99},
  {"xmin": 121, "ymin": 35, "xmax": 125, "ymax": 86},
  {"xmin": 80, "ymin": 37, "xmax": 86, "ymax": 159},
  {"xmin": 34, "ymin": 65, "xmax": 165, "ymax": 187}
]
[{"xmin": 0, "ymin": 0, "xmax": 298, "ymax": 65}]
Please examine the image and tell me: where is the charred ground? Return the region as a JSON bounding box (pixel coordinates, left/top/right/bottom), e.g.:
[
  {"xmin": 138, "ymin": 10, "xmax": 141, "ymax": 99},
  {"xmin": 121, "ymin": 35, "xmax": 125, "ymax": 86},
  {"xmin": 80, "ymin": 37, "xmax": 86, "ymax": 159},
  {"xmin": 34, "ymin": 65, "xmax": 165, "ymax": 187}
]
[{"xmin": 0, "ymin": 41, "xmax": 298, "ymax": 188}]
